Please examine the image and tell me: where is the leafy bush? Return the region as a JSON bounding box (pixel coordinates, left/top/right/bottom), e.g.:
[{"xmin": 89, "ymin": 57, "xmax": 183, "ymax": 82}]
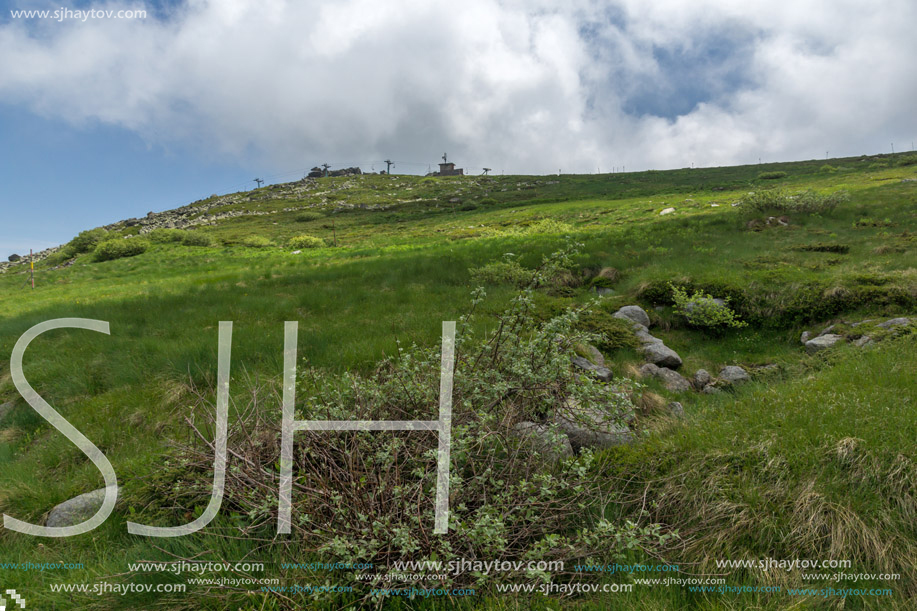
[
  {"xmin": 294, "ymin": 211, "xmax": 324, "ymax": 223},
  {"xmin": 93, "ymin": 238, "xmax": 149, "ymax": 262},
  {"xmin": 288, "ymin": 234, "xmax": 326, "ymax": 249},
  {"xmin": 470, "ymin": 259, "xmax": 535, "ymax": 287},
  {"xmin": 669, "ymin": 283, "xmax": 747, "ymax": 332},
  {"xmin": 479, "ymin": 197, "xmax": 497, "ymax": 206},
  {"xmin": 896, "ymin": 155, "xmax": 917, "ymax": 167},
  {"xmin": 869, "ymin": 162, "xmax": 888, "ymax": 169},
  {"xmin": 740, "ymin": 189, "xmax": 848, "ymax": 214},
  {"xmin": 67, "ymin": 228, "xmax": 109, "ymax": 255},
  {"xmin": 577, "ymin": 309, "xmax": 639, "ymax": 352},
  {"xmin": 819, "ymin": 164, "xmax": 838, "ymax": 173},
  {"xmin": 758, "ymin": 171, "xmax": 787, "ymax": 180},
  {"xmin": 179, "ymin": 232, "xmax": 214, "ymax": 247},
  {"xmin": 241, "ymin": 235, "xmax": 275, "ymax": 248},
  {"xmin": 459, "ymin": 202, "xmax": 479, "ymax": 211},
  {"xmin": 154, "ymin": 247, "xmax": 666, "ymax": 593},
  {"xmin": 147, "ymin": 229, "xmax": 185, "ymax": 243}
]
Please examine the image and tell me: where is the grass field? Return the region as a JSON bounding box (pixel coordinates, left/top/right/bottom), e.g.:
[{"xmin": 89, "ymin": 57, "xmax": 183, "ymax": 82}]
[{"xmin": 0, "ymin": 153, "xmax": 915, "ymax": 609}]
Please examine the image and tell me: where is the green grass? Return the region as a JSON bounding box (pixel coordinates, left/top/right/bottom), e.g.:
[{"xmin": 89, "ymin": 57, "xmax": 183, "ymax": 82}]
[{"xmin": 0, "ymin": 152, "xmax": 915, "ymax": 608}]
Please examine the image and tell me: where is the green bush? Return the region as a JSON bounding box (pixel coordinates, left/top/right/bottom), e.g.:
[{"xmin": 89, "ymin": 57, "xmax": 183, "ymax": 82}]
[
  {"xmin": 294, "ymin": 211, "xmax": 325, "ymax": 223},
  {"xmin": 577, "ymin": 310, "xmax": 639, "ymax": 352},
  {"xmin": 93, "ymin": 238, "xmax": 149, "ymax": 262},
  {"xmin": 469, "ymin": 260, "xmax": 535, "ymax": 287},
  {"xmin": 459, "ymin": 202, "xmax": 479, "ymax": 211},
  {"xmin": 669, "ymin": 283, "xmax": 747, "ymax": 332},
  {"xmin": 479, "ymin": 197, "xmax": 497, "ymax": 206},
  {"xmin": 758, "ymin": 171, "xmax": 787, "ymax": 180},
  {"xmin": 180, "ymin": 232, "xmax": 214, "ymax": 247},
  {"xmin": 819, "ymin": 164, "xmax": 838, "ymax": 173},
  {"xmin": 67, "ymin": 228, "xmax": 110, "ymax": 255},
  {"xmin": 740, "ymin": 189, "xmax": 848, "ymax": 215},
  {"xmin": 869, "ymin": 162, "xmax": 888, "ymax": 170},
  {"xmin": 896, "ymin": 155, "xmax": 917, "ymax": 167},
  {"xmin": 241, "ymin": 235, "xmax": 275, "ymax": 248},
  {"xmin": 288, "ymin": 234, "xmax": 326, "ymax": 249},
  {"xmin": 146, "ymin": 228, "xmax": 185, "ymax": 243}
]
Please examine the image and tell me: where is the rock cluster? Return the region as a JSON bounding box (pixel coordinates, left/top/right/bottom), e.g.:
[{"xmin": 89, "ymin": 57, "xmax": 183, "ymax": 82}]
[
  {"xmin": 612, "ymin": 305, "xmax": 683, "ymax": 369},
  {"xmin": 802, "ymin": 317, "xmax": 912, "ymax": 353}
]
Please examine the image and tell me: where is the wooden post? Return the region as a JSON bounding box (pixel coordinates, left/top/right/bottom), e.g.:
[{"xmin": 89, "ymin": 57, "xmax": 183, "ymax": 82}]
[
  {"xmin": 30, "ymin": 248, "xmax": 34, "ymax": 289},
  {"xmin": 332, "ymin": 218, "xmax": 337, "ymax": 247}
]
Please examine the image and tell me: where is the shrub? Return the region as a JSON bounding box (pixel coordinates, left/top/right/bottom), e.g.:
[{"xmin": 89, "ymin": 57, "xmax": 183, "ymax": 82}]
[
  {"xmin": 758, "ymin": 171, "xmax": 787, "ymax": 180},
  {"xmin": 869, "ymin": 162, "xmax": 888, "ymax": 169},
  {"xmin": 179, "ymin": 232, "xmax": 214, "ymax": 247},
  {"xmin": 68, "ymin": 228, "xmax": 109, "ymax": 255},
  {"xmin": 669, "ymin": 283, "xmax": 747, "ymax": 332},
  {"xmin": 897, "ymin": 155, "xmax": 917, "ymax": 167},
  {"xmin": 740, "ymin": 189, "xmax": 848, "ymax": 215},
  {"xmin": 577, "ymin": 309, "xmax": 639, "ymax": 352},
  {"xmin": 93, "ymin": 238, "xmax": 149, "ymax": 262},
  {"xmin": 793, "ymin": 243, "xmax": 850, "ymax": 254},
  {"xmin": 459, "ymin": 202, "xmax": 479, "ymax": 211},
  {"xmin": 470, "ymin": 259, "xmax": 536, "ymax": 287},
  {"xmin": 152, "ymin": 247, "xmax": 666, "ymax": 593},
  {"xmin": 241, "ymin": 235, "xmax": 275, "ymax": 248},
  {"xmin": 820, "ymin": 164, "xmax": 837, "ymax": 173},
  {"xmin": 294, "ymin": 211, "xmax": 324, "ymax": 223},
  {"xmin": 288, "ymin": 234, "xmax": 326, "ymax": 249},
  {"xmin": 147, "ymin": 229, "xmax": 185, "ymax": 243},
  {"xmin": 479, "ymin": 197, "xmax": 497, "ymax": 206}
]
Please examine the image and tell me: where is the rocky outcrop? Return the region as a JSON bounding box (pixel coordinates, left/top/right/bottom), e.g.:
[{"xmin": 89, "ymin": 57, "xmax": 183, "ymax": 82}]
[
  {"xmin": 513, "ymin": 421, "xmax": 573, "ymax": 461},
  {"xmin": 571, "ymin": 356, "xmax": 613, "ymax": 382},
  {"xmin": 46, "ymin": 489, "xmax": 108, "ymax": 528},
  {"xmin": 612, "ymin": 305, "xmax": 651, "ymax": 328},
  {"xmin": 613, "ymin": 305, "xmax": 683, "ymax": 369},
  {"xmin": 554, "ymin": 404, "xmax": 634, "ymax": 451},
  {"xmin": 638, "ymin": 363, "xmax": 692, "ymax": 392},
  {"xmin": 805, "ymin": 334, "xmax": 845, "ymax": 354},
  {"xmin": 718, "ymin": 366, "xmax": 750, "ymax": 384}
]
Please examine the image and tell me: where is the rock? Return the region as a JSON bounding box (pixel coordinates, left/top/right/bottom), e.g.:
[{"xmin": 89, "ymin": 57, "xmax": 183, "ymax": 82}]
[
  {"xmin": 877, "ymin": 317, "xmax": 911, "ymax": 329},
  {"xmin": 800, "ymin": 331, "xmax": 811, "ymax": 344},
  {"xmin": 702, "ymin": 384, "xmax": 722, "ymax": 394},
  {"xmin": 554, "ymin": 405, "xmax": 634, "ymax": 451},
  {"xmin": 613, "ymin": 305, "xmax": 651, "ymax": 328},
  {"xmin": 805, "ymin": 334, "xmax": 845, "ymax": 354},
  {"xmin": 719, "ymin": 366, "xmax": 750, "ymax": 384},
  {"xmin": 46, "ymin": 489, "xmax": 108, "ymax": 528},
  {"xmin": 634, "ymin": 327, "xmax": 663, "ymax": 346},
  {"xmin": 639, "ymin": 364, "xmax": 691, "ymax": 392},
  {"xmin": 853, "ymin": 336, "xmax": 874, "ymax": 347},
  {"xmin": 571, "ymin": 356, "xmax": 613, "ymax": 382},
  {"xmin": 512, "ymin": 421, "xmax": 573, "ymax": 461},
  {"xmin": 595, "ymin": 287, "xmax": 613, "ymax": 296},
  {"xmin": 580, "ymin": 344, "xmax": 605, "ymax": 367},
  {"xmin": 660, "ymin": 207, "xmax": 676, "ymax": 215},
  {"xmin": 817, "ymin": 324, "xmax": 836, "ymax": 337},
  {"xmin": 642, "ymin": 342, "xmax": 683, "ymax": 369},
  {"xmin": 8, "ymin": 254, "xmax": 20, "ymax": 262},
  {"xmin": 667, "ymin": 402, "xmax": 685, "ymax": 417},
  {"xmin": 0, "ymin": 400, "xmax": 13, "ymax": 420},
  {"xmin": 291, "ymin": 250, "xmax": 302, "ymax": 254},
  {"xmin": 693, "ymin": 369, "xmax": 712, "ymax": 389}
]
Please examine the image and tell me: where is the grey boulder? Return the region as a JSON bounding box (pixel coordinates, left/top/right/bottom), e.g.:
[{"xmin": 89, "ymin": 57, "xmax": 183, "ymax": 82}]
[
  {"xmin": 46, "ymin": 489, "xmax": 109, "ymax": 528},
  {"xmin": 513, "ymin": 421, "xmax": 573, "ymax": 461},
  {"xmin": 613, "ymin": 305, "xmax": 651, "ymax": 328},
  {"xmin": 805, "ymin": 334, "xmax": 845, "ymax": 354},
  {"xmin": 571, "ymin": 356, "xmax": 613, "ymax": 382},
  {"xmin": 877, "ymin": 317, "xmax": 911, "ymax": 329},
  {"xmin": 554, "ymin": 404, "xmax": 634, "ymax": 451},
  {"xmin": 718, "ymin": 366, "xmax": 750, "ymax": 384},
  {"xmin": 693, "ymin": 369, "xmax": 712, "ymax": 389},
  {"xmin": 643, "ymin": 342, "xmax": 683, "ymax": 369},
  {"xmin": 639, "ymin": 363, "xmax": 692, "ymax": 392}
]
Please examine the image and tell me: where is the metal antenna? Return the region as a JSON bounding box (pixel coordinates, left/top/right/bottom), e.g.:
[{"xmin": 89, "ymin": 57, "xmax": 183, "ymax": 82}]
[
  {"xmin": 384, "ymin": 159, "xmax": 394, "ymax": 174},
  {"xmin": 442, "ymin": 153, "xmax": 447, "ymax": 164},
  {"xmin": 482, "ymin": 168, "xmax": 491, "ymax": 176},
  {"xmin": 254, "ymin": 178, "xmax": 263, "ymax": 188}
]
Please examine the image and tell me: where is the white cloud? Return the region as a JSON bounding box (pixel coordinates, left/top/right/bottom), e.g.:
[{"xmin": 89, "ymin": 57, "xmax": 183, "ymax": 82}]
[{"xmin": 1, "ymin": 0, "xmax": 914, "ymax": 174}]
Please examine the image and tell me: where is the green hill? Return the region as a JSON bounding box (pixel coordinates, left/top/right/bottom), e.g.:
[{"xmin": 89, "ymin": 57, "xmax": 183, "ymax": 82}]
[{"xmin": 1, "ymin": 153, "xmax": 915, "ymax": 609}]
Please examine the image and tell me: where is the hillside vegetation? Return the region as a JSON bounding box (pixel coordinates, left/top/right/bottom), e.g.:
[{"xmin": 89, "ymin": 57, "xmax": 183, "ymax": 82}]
[{"xmin": 0, "ymin": 153, "xmax": 915, "ymax": 609}]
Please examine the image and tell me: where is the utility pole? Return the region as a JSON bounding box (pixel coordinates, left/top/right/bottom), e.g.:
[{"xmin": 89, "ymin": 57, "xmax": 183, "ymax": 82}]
[
  {"xmin": 891, "ymin": 143, "xmax": 895, "ymax": 154},
  {"xmin": 442, "ymin": 153, "xmax": 448, "ymax": 164},
  {"xmin": 384, "ymin": 159, "xmax": 393, "ymax": 174},
  {"xmin": 254, "ymin": 178, "xmax": 263, "ymax": 188},
  {"xmin": 482, "ymin": 168, "xmax": 491, "ymax": 176},
  {"xmin": 322, "ymin": 163, "xmax": 330, "ymax": 177}
]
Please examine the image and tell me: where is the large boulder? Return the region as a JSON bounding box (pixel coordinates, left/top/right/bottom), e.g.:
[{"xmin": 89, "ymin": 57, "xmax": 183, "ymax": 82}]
[
  {"xmin": 553, "ymin": 404, "xmax": 634, "ymax": 451},
  {"xmin": 8, "ymin": 254, "xmax": 21, "ymax": 262},
  {"xmin": 579, "ymin": 344, "xmax": 605, "ymax": 367},
  {"xmin": 642, "ymin": 343, "xmax": 683, "ymax": 369},
  {"xmin": 46, "ymin": 489, "xmax": 108, "ymax": 528},
  {"xmin": 718, "ymin": 366, "xmax": 750, "ymax": 384},
  {"xmin": 512, "ymin": 422, "xmax": 573, "ymax": 461},
  {"xmin": 693, "ymin": 369, "xmax": 712, "ymax": 389},
  {"xmin": 613, "ymin": 305, "xmax": 651, "ymax": 328},
  {"xmin": 639, "ymin": 363, "xmax": 692, "ymax": 392},
  {"xmin": 571, "ymin": 356, "xmax": 613, "ymax": 382},
  {"xmin": 877, "ymin": 317, "xmax": 911, "ymax": 329},
  {"xmin": 805, "ymin": 334, "xmax": 844, "ymax": 354}
]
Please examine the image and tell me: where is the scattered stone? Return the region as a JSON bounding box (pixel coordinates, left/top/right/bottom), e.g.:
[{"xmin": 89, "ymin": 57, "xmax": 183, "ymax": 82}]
[
  {"xmin": 46, "ymin": 489, "xmax": 109, "ymax": 528},
  {"xmin": 595, "ymin": 287, "xmax": 613, "ymax": 296},
  {"xmin": 580, "ymin": 344, "xmax": 605, "ymax": 367},
  {"xmin": 660, "ymin": 207, "xmax": 676, "ymax": 215},
  {"xmin": 634, "ymin": 327, "xmax": 663, "ymax": 346},
  {"xmin": 642, "ymin": 342, "xmax": 683, "ymax": 369},
  {"xmin": 853, "ymin": 336, "xmax": 874, "ymax": 347},
  {"xmin": 613, "ymin": 305, "xmax": 651, "ymax": 328},
  {"xmin": 291, "ymin": 250, "xmax": 302, "ymax": 255},
  {"xmin": 8, "ymin": 254, "xmax": 20, "ymax": 262},
  {"xmin": 800, "ymin": 331, "xmax": 811, "ymax": 344},
  {"xmin": 877, "ymin": 317, "xmax": 910, "ymax": 329},
  {"xmin": 693, "ymin": 369, "xmax": 712, "ymax": 389},
  {"xmin": 718, "ymin": 366, "xmax": 750, "ymax": 384},
  {"xmin": 639, "ymin": 364, "xmax": 691, "ymax": 392},
  {"xmin": 571, "ymin": 356, "xmax": 613, "ymax": 382},
  {"xmin": 667, "ymin": 402, "xmax": 685, "ymax": 417},
  {"xmin": 512, "ymin": 421, "xmax": 573, "ymax": 461},
  {"xmin": 805, "ymin": 334, "xmax": 845, "ymax": 354},
  {"xmin": 554, "ymin": 404, "xmax": 634, "ymax": 451},
  {"xmin": 817, "ymin": 324, "xmax": 836, "ymax": 337},
  {"xmin": 702, "ymin": 384, "xmax": 722, "ymax": 394}
]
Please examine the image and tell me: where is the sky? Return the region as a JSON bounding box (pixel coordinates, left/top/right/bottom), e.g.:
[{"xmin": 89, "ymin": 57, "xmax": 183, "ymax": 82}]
[{"xmin": 1, "ymin": 0, "xmax": 916, "ymax": 260}]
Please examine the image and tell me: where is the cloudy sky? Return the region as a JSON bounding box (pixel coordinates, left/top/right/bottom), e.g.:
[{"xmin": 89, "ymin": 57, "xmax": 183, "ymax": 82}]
[{"xmin": 1, "ymin": 0, "xmax": 915, "ymax": 259}]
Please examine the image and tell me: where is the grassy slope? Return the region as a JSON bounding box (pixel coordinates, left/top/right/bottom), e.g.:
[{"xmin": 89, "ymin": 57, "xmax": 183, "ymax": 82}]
[{"xmin": 0, "ymin": 154, "xmax": 915, "ymax": 609}]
